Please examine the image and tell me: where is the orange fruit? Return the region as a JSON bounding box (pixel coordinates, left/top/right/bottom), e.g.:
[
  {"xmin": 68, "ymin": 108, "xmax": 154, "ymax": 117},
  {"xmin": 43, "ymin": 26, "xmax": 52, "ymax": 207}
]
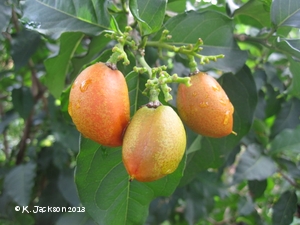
[
  {"xmin": 122, "ymin": 105, "xmax": 186, "ymax": 182},
  {"xmin": 68, "ymin": 62, "xmax": 130, "ymax": 147},
  {"xmin": 177, "ymin": 72, "xmax": 234, "ymax": 138}
]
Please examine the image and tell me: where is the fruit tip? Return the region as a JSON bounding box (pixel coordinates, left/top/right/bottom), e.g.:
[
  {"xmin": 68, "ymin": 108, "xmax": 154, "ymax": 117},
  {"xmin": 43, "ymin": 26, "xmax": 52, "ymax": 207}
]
[{"xmin": 231, "ymin": 131, "xmax": 237, "ymax": 136}]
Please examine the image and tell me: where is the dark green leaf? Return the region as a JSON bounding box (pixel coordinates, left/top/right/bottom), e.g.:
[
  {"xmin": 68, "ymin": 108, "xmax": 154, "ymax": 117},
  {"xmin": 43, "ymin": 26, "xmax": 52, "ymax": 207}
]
[
  {"xmin": 44, "ymin": 32, "xmax": 84, "ymax": 99},
  {"xmin": 0, "ymin": 109, "xmax": 19, "ymax": 134},
  {"xmin": 248, "ymin": 180, "xmax": 267, "ymax": 200},
  {"xmin": 4, "ymin": 162, "xmax": 36, "ymax": 206},
  {"xmin": 153, "ymin": 10, "xmax": 247, "ymax": 73},
  {"xmin": 271, "ymin": 0, "xmax": 300, "ymax": 28},
  {"xmin": 0, "ymin": 1, "xmax": 11, "ymax": 40},
  {"xmin": 272, "ymin": 190, "xmax": 297, "ymax": 225},
  {"xmin": 271, "ymin": 98, "xmax": 300, "ymax": 138},
  {"xmin": 35, "ymin": 179, "xmax": 68, "ymax": 224},
  {"xmin": 58, "ymin": 168, "xmax": 80, "ymax": 207},
  {"xmin": 21, "ymin": 0, "xmax": 110, "ymax": 39},
  {"xmin": 288, "ymin": 57, "xmax": 300, "ymax": 98},
  {"xmin": 56, "ymin": 212, "xmax": 97, "ymax": 225},
  {"xmin": 11, "ymin": 29, "xmax": 41, "ymax": 70},
  {"xmin": 252, "ymin": 118, "xmax": 270, "ymax": 147},
  {"xmin": 277, "ymin": 158, "xmax": 300, "ymax": 179},
  {"xmin": 129, "ymin": 0, "xmax": 166, "ymax": 35},
  {"xmin": 75, "ymin": 137, "xmax": 186, "ymax": 225},
  {"xmin": 234, "ymin": 0, "xmax": 271, "ymax": 27},
  {"xmin": 11, "ymin": 87, "xmax": 34, "ymax": 119},
  {"xmin": 270, "ymin": 125, "xmax": 300, "ymax": 156},
  {"xmin": 233, "ymin": 144, "xmax": 277, "ymax": 183}
]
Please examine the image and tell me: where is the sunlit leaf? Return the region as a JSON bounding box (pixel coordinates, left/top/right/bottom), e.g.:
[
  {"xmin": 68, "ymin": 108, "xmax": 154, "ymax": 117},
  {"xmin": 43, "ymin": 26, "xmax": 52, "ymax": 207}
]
[
  {"xmin": 21, "ymin": 0, "xmax": 110, "ymax": 39},
  {"xmin": 44, "ymin": 32, "xmax": 84, "ymax": 99},
  {"xmin": 129, "ymin": 0, "xmax": 167, "ymax": 35}
]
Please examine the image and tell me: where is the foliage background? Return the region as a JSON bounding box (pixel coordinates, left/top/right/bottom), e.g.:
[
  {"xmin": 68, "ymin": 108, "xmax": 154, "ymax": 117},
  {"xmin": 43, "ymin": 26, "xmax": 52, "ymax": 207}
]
[{"xmin": 0, "ymin": 0, "xmax": 300, "ymax": 225}]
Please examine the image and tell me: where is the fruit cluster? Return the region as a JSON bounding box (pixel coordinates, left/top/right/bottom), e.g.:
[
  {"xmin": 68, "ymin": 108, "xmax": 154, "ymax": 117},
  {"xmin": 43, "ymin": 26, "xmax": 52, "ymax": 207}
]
[{"xmin": 68, "ymin": 62, "xmax": 234, "ymax": 182}]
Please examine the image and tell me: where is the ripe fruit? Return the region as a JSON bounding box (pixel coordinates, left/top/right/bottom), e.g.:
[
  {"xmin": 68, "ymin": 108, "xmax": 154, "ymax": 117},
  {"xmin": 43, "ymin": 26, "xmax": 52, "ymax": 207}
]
[
  {"xmin": 122, "ymin": 104, "xmax": 186, "ymax": 182},
  {"xmin": 177, "ymin": 72, "xmax": 234, "ymax": 138},
  {"xmin": 68, "ymin": 62, "xmax": 130, "ymax": 147}
]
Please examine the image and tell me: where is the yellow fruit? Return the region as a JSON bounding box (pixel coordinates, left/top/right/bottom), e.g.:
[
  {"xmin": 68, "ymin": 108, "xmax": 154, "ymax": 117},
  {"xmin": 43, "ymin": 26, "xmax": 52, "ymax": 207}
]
[
  {"xmin": 68, "ymin": 62, "xmax": 130, "ymax": 147},
  {"xmin": 177, "ymin": 72, "xmax": 234, "ymax": 138},
  {"xmin": 122, "ymin": 105, "xmax": 186, "ymax": 182}
]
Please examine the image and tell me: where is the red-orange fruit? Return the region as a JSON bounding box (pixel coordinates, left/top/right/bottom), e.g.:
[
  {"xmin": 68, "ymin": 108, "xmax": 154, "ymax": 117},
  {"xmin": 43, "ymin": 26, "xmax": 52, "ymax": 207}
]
[
  {"xmin": 177, "ymin": 72, "xmax": 234, "ymax": 138},
  {"xmin": 68, "ymin": 62, "xmax": 130, "ymax": 147},
  {"xmin": 122, "ymin": 105, "xmax": 186, "ymax": 182}
]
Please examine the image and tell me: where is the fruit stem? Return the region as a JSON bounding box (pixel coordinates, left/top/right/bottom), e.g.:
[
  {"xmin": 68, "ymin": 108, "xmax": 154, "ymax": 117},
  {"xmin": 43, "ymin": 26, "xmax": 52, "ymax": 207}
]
[{"xmin": 107, "ymin": 43, "xmax": 130, "ymax": 65}]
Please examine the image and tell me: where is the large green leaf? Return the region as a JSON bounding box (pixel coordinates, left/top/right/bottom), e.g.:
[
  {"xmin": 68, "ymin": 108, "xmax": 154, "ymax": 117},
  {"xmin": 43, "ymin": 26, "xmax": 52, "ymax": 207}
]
[
  {"xmin": 153, "ymin": 10, "xmax": 247, "ymax": 73},
  {"xmin": 181, "ymin": 66, "xmax": 257, "ymax": 184},
  {"xmin": 233, "ymin": 144, "xmax": 277, "ymax": 183},
  {"xmin": 233, "ymin": 0, "xmax": 271, "ymax": 28},
  {"xmin": 4, "ymin": 162, "xmax": 36, "ymax": 206},
  {"xmin": 21, "ymin": 0, "xmax": 110, "ymax": 39},
  {"xmin": 269, "ymin": 125, "xmax": 300, "ymax": 156},
  {"xmin": 272, "ymin": 190, "xmax": 297, "ymax": 225},
  {"xmin": 129, "ymin": 0, "xmax": 167, "ymax": 35},
  {"xmin": 271, "ymin": 0, "xmax": 300, "ymax": 28},
  {"xmin": 44, "ymin": 32, "xmax": 84, "ymax": 99},
  {"xmin": 75, "ymin": 137, "xmax": 186, "ymax": 225}
]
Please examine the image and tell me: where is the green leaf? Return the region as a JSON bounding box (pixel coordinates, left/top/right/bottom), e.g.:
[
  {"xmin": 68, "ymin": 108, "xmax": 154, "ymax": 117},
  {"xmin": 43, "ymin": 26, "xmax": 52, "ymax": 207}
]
[
  {"xmin": 126, "ymin": 71, "xmax": 149, "ymax": 116},
  {"xmin": 181, "ymin": 66, "xmax": 257, "ymax": 183},
  {"xmin": 0, "ymin": 109, "xmax": 18, "ymax": 134},
  {"xmin": 58, "ymin": 168, "xmax": 80, "ymax": 207},
  {"xmin": 272, "ymin": 190, "xmax": 297, "ymax": 225},
  {"xmin": 233, "ymin": 0, "xmax": 271, "ymax": 28},
  {"xmin": 248, "ymin": 180, "xmax": 267, "ymax": 200},
  {"xmin": 4, "ymin": 162, "xmax": 36, "ymax": 206},
  {"xmin": 11, "ymin": 87, "xmax": 34, "ymax": 119},
  {"xmin": 75, "ymin": 137, "xmax": 186, "ymax": 225},
  {"xmin": 154, "ymin": 10, "xmax": 247, "ymax": 73},
  {"xmin": 21, "ymin": 0, "xmax": 110, "ymax": 39},
  {"xmin": 270, "ymin": 125, "xmax": 300, "ymax": 156},
  {"xmin": 273, "ymin": 38, "xmax": 300, "ymax": 61},
  {"xmin": 233, "ymin": 144, "xmax": 277, "ymax": 183},
  {"xmin": 271, "ymin": 0, "xmax": 300, "ymax": 28},
  {"xmin": 271, "ymin": 98, "xmax": 300, "ymax": 138},
  {"xmin": 129, "ymin": 0, "xmax": 166, "ymax": 35},
  {"xmin": 288, "ymin": 57, "xmax": 300, "ymax": 98},
  {"xmin": 11, "ymin": 29, "xmax": 41, "ymax": 70},
  {"xmin": 56, "ymin": 212, "xmax": 97, "ymax": 225},
  {"xmin": 252, "ymin": 118, "xmax": 270, "ymax": 147},
  {"xmin": 70, "ymin": 33, "xmax": 111, "ymax": 81},
  {"xmin": 0, "ymin": 1, "xmax": 11, "ymax": 41},
  {"xmin": 44, "ymin": 32, "xmax": 84, "ymax": 99}
]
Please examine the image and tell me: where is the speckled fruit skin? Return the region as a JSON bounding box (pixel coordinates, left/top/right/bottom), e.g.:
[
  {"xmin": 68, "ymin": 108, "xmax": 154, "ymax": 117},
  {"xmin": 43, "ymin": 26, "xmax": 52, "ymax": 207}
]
[
  {"xmin": 177, "ymin": 72, "xmax": 234, "ymax": 138},
  {"xmin": 122, "ymin": 105, "xmax": 186, "ymax": 182},
  {"xmin": 68, "ymin": 62, "xmax": 130, "ymax": 147}
]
